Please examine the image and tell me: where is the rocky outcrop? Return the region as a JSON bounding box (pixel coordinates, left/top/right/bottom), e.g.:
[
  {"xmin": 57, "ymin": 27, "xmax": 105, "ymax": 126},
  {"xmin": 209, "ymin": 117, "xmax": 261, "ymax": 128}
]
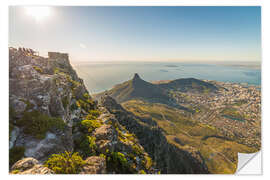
[
  {"xmin": 100, "ymin": 95, "xmax": 209, "ymax": 174},
  {"xmin": 80, "ymin": 156, "xmax": 106, "ymax": 174},
  {"xmin": 10, "ymin": 158, "xmax": 54, "ymax": 174},
  {"xmin": 9, "ymin": 48, "xmax": 94, "ymax": 163},
  {"xmin": 9, "ymin": 47, "xmax": 157, "ymax": 174},
  {"xmin": 72, "ymin": 106, "xmax": 158, "ymax": 174}
]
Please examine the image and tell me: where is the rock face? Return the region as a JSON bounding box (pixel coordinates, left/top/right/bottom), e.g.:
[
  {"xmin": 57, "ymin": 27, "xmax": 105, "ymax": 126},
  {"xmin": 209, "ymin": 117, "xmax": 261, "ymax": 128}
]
[
  {"xmin": 10, "ymin": 158, "xmax": 54, "ymax": 174},
  {"xmin": 80, "ymin": 156, "xmax": 106, "ymax": 174},
  {"xmin": 9, "ymin": 48, "xmax": 157, "ymax": 174},
  {"xmin": 72, "ymin": 105, "xmax": 158, "ymax": 174},
  {"xmin": 9, "ymin": 48, "xmax": 93, "ymax": 163},
  {"xmin": 100, "ymin": 95, "xmax": 209, "ymax": 174}
]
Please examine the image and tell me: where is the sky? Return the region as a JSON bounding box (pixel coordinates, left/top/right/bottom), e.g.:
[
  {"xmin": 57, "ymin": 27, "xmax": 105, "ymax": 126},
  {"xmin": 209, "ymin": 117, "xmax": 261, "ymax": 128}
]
[{"xmin": 9, "ymin": 6, "xmax": 261, "ymax": 62}]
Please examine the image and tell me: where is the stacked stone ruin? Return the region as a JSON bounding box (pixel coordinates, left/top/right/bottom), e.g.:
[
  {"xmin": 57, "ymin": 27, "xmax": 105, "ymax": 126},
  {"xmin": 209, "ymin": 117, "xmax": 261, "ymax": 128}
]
[{"xmin": 48, "ymin": 52, "xmax": 69, "ymax": 60}]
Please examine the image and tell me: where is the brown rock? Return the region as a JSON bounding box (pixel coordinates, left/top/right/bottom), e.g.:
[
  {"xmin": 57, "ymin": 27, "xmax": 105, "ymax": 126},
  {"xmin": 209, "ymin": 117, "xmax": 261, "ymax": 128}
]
[
  {"xmin": 80, "ymin": 156, "xmax": 106, "ymax": 174},
  {"xmin": 11, "ymin": 157, "xmax": 39, "ymax": 171},
  {"xmin": 10, "ymin": 157, "xmax": 54, "ymax": 174},
  {"xmin": 94, "ymin": 124, "xmax": 116, "ymax": 141},
  {"xmin": 14, "ymin": 165, "xmax": 54, "ymax": 174}
]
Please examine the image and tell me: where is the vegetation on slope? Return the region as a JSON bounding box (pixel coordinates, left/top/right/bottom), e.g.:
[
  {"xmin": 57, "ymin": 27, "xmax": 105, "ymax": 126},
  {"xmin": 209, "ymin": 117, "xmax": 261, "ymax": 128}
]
[
  {"xmin": 16, "ymin": 110, "xmax": 66, "ymax": 139},
  {"xmin": 9, "ymin": 146, "xmax": 25, "ymax": 168},
  {"xmin": 157, "ymin": 78, "xmax": 218, "ymax": 93},
  {"xmin": 94, "ymin": 73, "xmax": 170, "ymax": 103},
  {"xmin": 44, "ymin": 151, "xmax": 85, "ymax": 174},
  {"xmin": 122, "ymin": 99, "xmax": 257, "ymax": 174}
]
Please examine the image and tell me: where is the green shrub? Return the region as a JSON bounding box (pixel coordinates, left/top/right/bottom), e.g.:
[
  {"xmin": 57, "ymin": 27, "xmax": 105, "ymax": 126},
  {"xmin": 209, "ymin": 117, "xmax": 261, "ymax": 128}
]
[
  {"xmin": 80, "ymin": 110, "xmax": 102, "ymax": 133},
  {"xmin": 132, "ymin": 144, "xmax": 143, "ymax": 155},
  {"xmin": 65, "ymin": 74, "xmax": 81, "ymax": 91},
  {"xmin": 19, "ymin": 99, "xmax": 34, "ymax": 111},
  {"xmin": 83, "ymin": 93, "xmax": 90, "ymax": 100},
  {"xmin": 17, "ymin": 110, "xmax": 66, "ymax": 139},
  {"xmin": 106, "ymin": 151, "xmax": 133, "ymax": 173},
  {"xmin": 81, "ymin": 119, "xmax": 101, "ymax": 133},
  {"xmin": 44, "ymin": 151, "xmax": 85, "ymax": 174},
  {"xmin": 88, "ymin": 136, "xmax": 97, "ymax": 150},
  {"xmin": 99, "ymin": 153, "xmax": 106, "ymax": 159},
  {"xmin": 9, "ymin": 146, "xmax": 25, "ymax": 167},
  {"xmin": 76, "ymin": 98, "xmax": 95, "ymax": 112},
  {"xmin": 84, "ymin": 110, "xmax": 101, "ymax": 120},
  {"xmin": 11, "ymin": 169, "xmax": 20, "ymax": 174},
  {"xmin": 33, "ymin": 66, "xmax": 43, "ymax": 73},
  {"xmin": 144, "ymin": 156, "xmax": 153, "ymax": 169},
  {"xmin": 74, "ymin": 135, "xmax": 97, "ymax": 158},
  {"xmin": 54, "ymin": 67, "xmax": 60, "ymax": 74},
  {"xmin": 139, "ymin": 170, "xmax": 146, "ymax": 174},
  {"xmin": 74, "ymin": 135, "xmax": 91, "ymax": 157},
  {"xmin": 88, "ymin": 110, "xmax": 101, "ymax": 118},
  {"xmin": 70, "ymin": 103, "xmax": 78, "ymax": 111}
]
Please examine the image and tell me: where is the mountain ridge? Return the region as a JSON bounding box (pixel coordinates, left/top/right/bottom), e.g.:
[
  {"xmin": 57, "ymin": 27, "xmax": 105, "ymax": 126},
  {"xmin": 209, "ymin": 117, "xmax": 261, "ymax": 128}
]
[
  {"xmin": 94, "ymin": 73, "xmax": 218, "ymax": 105},
  {"xmin": 94, "ymin": 73, "xmax": 170, "ymax": 103},
  {"xmin": 100, "ymin": 95, "xmax": 209, "ymax": 174}
]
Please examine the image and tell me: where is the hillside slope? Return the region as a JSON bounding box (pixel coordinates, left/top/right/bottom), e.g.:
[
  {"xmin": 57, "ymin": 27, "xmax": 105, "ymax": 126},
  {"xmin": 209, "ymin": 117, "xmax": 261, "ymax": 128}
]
[
  {"xmin": 100, "ymin": 96, "xmax": 209, "ymax": 174},
  {"xmin": 122, "ymin": 99, "xmax": 257, "ymax": 174},
  {"xmin": 157, "ymin": 78, "xmax": 218, "ymax": 93},
  {"xmin": 94, "ymin": 74, "xmax": 218, "ymax": 104},
  {"xmin": 94, "ymin": 73, "xmax": 170, "ymax": 103}
]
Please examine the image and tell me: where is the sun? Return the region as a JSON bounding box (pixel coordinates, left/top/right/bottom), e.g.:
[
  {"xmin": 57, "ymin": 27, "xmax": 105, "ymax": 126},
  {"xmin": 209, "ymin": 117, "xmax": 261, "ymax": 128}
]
[{"xmin": 25, "ymin": 6, "xmax": 52, "ymax": 22}]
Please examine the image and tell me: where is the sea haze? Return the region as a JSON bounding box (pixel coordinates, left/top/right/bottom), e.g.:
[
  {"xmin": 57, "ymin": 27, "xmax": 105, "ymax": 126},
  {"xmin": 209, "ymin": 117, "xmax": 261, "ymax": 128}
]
[{"xmin": 72, "ymin": 61, "xmax": 261, "ymax": 94}]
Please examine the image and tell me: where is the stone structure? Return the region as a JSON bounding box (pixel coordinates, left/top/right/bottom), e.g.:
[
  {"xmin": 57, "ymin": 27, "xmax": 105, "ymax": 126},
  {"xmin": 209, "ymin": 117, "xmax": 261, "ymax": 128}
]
[{"xmin": 48, "ymin": 52, "xmax": 69, "ymax": 60}]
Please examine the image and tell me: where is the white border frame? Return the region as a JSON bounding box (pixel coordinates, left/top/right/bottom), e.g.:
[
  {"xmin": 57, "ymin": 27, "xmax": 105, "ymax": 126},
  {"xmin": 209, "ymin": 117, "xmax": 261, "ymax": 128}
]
[{"xmin": 1, "ymin": 0, "xmax": 269, "ymax": 179}]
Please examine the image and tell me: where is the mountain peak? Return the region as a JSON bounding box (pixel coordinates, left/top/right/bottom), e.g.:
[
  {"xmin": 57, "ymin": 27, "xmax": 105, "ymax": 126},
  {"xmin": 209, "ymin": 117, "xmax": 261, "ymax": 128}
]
[
  {"xmin": 94, "ymin": 72, "xmax": 170, "ymax": 103},
  {"xmin": 133, "ymin": 73, "xmax": 141, "ymax": 80}
]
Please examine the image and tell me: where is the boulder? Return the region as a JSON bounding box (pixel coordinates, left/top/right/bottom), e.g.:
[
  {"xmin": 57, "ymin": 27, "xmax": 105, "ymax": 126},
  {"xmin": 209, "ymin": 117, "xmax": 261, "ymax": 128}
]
[
  {"xmin": 10, "ymin": 157, "xmax": 54, "ymax": 174},
  {"xmin": 80, "ymin": 156, "xmax": 106, "ymax": 174},
  {"xmin": 11, "ymin": 157, "xmax": 39, "ymax": 171}
]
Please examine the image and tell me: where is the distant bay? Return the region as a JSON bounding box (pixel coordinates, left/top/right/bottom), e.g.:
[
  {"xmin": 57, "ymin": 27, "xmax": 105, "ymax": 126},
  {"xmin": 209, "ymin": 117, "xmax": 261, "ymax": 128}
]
[{"xmin": 73, "ymin": 61, "xmax": 261, "ymax": 94}]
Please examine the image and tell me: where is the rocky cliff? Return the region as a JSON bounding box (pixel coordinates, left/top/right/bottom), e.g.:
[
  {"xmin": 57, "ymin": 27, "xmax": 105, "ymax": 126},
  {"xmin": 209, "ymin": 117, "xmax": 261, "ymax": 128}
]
[
  {"xmin": 9, "ymin": 48, "xmax": 90, "ymax": 163},
  {"xmin": 9, "ymin": 48, "xmax": 156, "ymax": 174},
  {"xmin": 100, "ymin": 96, "xmax": 209, "ymax": 174},
  {"xmin": 9, "ymin": 47, "xmax": 208, "ymax": 174}
]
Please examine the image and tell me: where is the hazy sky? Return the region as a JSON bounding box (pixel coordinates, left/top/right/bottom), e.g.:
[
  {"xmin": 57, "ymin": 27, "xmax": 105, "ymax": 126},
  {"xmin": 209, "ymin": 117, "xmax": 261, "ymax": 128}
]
[{"xmin": 9, "ymin": 6, "xmax": 261, "ymax": 62}]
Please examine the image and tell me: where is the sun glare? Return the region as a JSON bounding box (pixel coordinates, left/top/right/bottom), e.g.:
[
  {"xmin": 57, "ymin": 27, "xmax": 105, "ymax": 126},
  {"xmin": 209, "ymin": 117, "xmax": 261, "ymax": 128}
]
[{"xmin": 25, "ymin": 7, "xmax": 52, "ymax": 22}]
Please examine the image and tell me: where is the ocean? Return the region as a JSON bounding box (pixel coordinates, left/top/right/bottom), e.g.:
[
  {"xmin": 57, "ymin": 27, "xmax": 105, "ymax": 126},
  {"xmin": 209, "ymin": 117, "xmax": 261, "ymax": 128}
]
[{"xmin": 72, "ymin": 61, "xmax": 261, "ymax": 94}]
